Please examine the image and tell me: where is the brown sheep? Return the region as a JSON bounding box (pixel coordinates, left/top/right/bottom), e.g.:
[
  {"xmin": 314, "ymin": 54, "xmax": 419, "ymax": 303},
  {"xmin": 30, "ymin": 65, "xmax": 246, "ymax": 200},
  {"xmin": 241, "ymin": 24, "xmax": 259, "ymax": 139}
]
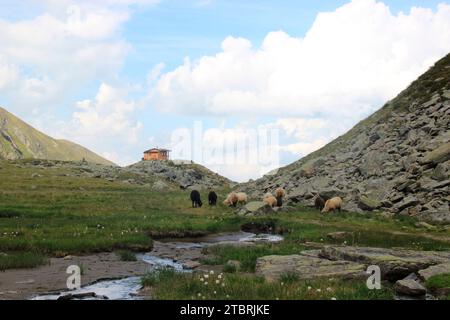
[
  {"xmin": 263, "ymin": 192, "xmax": 273, "ymax": 199},
  {"xmin": 236, "ymin": 192, "xmax": 248, "ymax": 205},
  {"xmin": 321, "ymin": 197, "xmax": 343, "ymax": 213},
  {"xmin": 223, "ymin": 192, "xmax": 239, "ymax": 207},
  {"xmin": 275, "ymin": 188, "xmax": 286, "ymax": 207},
  {"xmin": 264, "ymin": 195, "xmax": 277, "ymax": 208}
]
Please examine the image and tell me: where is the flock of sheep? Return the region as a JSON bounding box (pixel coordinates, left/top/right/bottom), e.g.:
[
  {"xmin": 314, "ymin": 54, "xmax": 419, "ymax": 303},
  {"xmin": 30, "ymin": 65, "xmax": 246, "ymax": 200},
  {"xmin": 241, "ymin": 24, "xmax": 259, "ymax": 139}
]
[{"xmin": 190, "ymin": 188, "xmax": 343, "ymax": 213}]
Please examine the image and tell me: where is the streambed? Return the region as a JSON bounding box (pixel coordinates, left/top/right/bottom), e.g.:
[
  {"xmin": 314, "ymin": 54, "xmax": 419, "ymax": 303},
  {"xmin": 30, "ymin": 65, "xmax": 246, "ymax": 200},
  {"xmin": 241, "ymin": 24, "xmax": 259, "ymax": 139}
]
[{"xmin": 30, "ymin": 231, "xmax": 283, "ymax": 300}]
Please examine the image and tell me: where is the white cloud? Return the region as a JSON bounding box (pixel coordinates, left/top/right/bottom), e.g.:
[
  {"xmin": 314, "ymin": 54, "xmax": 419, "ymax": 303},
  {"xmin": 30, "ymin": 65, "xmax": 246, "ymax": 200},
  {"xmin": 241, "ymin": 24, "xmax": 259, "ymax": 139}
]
[
  {"xmin": 279, "ymin": 140, "xmax": 328, "ymax": 157},
  {"xmin": 0, "ymin": 0, "xmax": 156, "ymax": 113},
  {"xmin": 149, "ymin": 0, "xmax": 450, "ymax": 119},
  {"xmin": 71, "ymin": 83, "xmax": 143, "ymax": 144},
  {"xmin": 166, "ymin": 117, "xmax": 340, "ymax": 182},
  {"xmin": 0, "ymin": 55, "xmax": 19, "ymax": 90},
  {"xmin": 39, "ymin": 83, "xmax": 144, "ymax": 166}
]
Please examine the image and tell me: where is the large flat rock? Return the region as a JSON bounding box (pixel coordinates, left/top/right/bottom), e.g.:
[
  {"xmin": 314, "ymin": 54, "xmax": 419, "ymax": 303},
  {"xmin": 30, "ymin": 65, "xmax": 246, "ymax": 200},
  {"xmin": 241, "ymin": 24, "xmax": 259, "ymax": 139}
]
[
  {"xmin": 320, "ymin": 246, "xmax": 450, "ymax": 281},
  {"xmin": 394, "ymin": 279, "xmax": 427, "ymax": 296},
  {"xmin": 418, "ymin": 263, "xmax": 450, "ymax": 281},
  {"xmin": 255, "ymin": 254, "xmax": 366, "ymax": 282}
]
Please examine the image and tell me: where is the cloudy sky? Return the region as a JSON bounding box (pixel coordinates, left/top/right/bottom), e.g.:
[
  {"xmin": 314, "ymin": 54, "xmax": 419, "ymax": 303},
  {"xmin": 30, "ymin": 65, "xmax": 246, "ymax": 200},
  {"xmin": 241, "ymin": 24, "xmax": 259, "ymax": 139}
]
[{"xmin": 1, "ymin": 0, "xmax": 450, "ymax": 182}]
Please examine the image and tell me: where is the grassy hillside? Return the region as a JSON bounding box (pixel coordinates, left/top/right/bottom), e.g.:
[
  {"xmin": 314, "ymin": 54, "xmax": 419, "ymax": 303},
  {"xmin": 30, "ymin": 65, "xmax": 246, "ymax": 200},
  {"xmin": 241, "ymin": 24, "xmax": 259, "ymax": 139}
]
[
  {"xmin": 0, "ymin": 107, "xmax": 115, "ymax": 166},
  {"xmin": 0, "ymin": 160, "xmax": 238, "ymax": 256}
]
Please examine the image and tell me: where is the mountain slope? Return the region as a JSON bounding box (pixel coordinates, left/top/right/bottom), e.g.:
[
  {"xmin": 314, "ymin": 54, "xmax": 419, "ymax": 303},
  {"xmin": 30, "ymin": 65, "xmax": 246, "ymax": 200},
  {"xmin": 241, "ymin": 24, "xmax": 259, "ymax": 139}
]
[
  {"xmin": 0, "ymin": 107, "xmax": 115, "ymax": 166},
  {"xmin": 242, "ymin": 53, "xmax": 450, "ymax": 222}
]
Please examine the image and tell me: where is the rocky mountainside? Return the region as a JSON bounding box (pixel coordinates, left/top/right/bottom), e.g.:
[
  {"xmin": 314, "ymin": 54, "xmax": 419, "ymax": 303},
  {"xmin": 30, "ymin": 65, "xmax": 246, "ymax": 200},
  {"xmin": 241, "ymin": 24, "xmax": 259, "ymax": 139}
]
[
  {"xmin": 0, "ymin": 107, "xmax": 115, "ymax": 166},
  {"xmin": 125, "ymin": 160, "xmax": 233, "ymax": 190},
  {"xmin": 242, "ymin": 53, "xmax": 450, "ymax": 222}
]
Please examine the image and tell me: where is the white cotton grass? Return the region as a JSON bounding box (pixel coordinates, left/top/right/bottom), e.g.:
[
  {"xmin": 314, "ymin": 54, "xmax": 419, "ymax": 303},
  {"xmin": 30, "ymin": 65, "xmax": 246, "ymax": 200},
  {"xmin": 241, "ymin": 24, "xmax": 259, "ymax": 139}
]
[{"xmin": 196, "ymin": 270, "xmax": 227, "ymax": 299}]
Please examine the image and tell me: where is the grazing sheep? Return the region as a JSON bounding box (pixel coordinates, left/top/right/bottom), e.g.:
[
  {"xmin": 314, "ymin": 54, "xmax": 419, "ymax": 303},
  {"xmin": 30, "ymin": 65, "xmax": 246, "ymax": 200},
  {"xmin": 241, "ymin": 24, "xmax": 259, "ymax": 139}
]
[
  {"xmin": 190, "ymin": 190, "xmax": 203, "ymax": 208},
  {"xmin": 275, "ymin": 188, "xmax": 286, "ymax": 207},
  {"xmin": 208, "ymin": 191, "xmax": 218, "ymax": 206},
  {"xmin": 263, "ymin": 192, "xmax": 273, "ymax": 199},
  {"xmin": 223, "ymin": 192, "xmax": 239, "ymax": 207},
  {"xmin": 314, "ymin": 195, "xmax": 326, "ymax": 211},
  {"xmin": 264, "ymin": 195, "xmax": 277, "ymax": 208},
  {"xmin": 236, "ymin": 192, "xmax": 248, "ymax": 205},
  {"xmin": 321, "ymin": 197, "xmax": 343, "ymax": 213}
]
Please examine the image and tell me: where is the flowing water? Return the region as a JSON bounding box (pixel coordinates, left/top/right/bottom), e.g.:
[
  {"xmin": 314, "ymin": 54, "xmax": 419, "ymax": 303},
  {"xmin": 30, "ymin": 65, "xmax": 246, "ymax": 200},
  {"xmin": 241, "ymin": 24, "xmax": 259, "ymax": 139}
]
[{"xmin": 31, "ymin": 231, "xmax": 283, "ymax": 300}]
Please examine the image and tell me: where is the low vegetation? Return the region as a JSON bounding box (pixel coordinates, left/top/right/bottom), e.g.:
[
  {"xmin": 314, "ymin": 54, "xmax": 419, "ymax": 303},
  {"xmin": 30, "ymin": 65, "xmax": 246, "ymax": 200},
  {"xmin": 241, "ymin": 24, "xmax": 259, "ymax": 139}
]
[
  {"xmin": 116, "ymin": 250, "xmax": 137, "ymax": 262},
  {"xmin": 0, "ymin": 252, "xmax": 48, "ymax": 271},
  {"xmin": 142, "ymin": 268, "xmax": 393, "ymax": 300},
  {"xmin": 426, "ymin": 273, "xmax": 450, "ymax": 291}
]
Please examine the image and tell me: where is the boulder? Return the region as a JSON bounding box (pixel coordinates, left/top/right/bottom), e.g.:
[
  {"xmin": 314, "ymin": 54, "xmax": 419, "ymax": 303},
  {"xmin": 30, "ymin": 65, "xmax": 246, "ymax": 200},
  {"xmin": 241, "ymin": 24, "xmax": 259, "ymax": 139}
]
[
  {"xmin": 431, "ymin": 163, "xmax": 448, "ymax": 181},
  {"xmin": 358, "ymin": 195, "xmax": 382, "ymax": 211},
  {"xmin": 236, "ymin": 201, "xmax": 274, "ymax": 216},
  {"xmin": 183, "ymin": 261, "xmax": 201, "ymax": 269},
  {"xmin": 394, "ymin": 196, "xmax": 420, "ymax": 211},
  {"xmin": 320, "ymin": 246, "xmax": 450, "ymax": 281},
  {"xmin": 394, "ymin": 279, "xmax": 427, "ymax": 296},
  {"xmin": 358, "ymin": 150, "xmax": 390, "ymax": 178},
  {"xmin": 286, "ymin": 192, "xmax": 305, "ymax": 204},
  {"xmin": 421, "ymin": 142, "xmax": 450, "ymax": 165},
  {"xmin": 418, "ymin": 263, "xmax": 450, "ymax": 281},
  {"xmin": 414, "ymin": 222, "xmax": 437, "ymax": 231},
  {"xmin": 255, "ymin": 254, "xmax": 366, "ymax": 282},
  {"xmin": 319, "ymin": 187, "xmax": 347, "ymax": 200},
  {"xmin": 151, "ymin": 180, "xmax": 171, "ymax": 191}
]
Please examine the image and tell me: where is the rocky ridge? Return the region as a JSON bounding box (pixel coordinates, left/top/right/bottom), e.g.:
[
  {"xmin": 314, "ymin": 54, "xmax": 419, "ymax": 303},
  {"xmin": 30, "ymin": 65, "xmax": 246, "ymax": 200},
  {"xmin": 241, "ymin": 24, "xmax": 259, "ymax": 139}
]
[{"xmin": 6, "ymin": 158, "xmax": 232, "ymax": 190}]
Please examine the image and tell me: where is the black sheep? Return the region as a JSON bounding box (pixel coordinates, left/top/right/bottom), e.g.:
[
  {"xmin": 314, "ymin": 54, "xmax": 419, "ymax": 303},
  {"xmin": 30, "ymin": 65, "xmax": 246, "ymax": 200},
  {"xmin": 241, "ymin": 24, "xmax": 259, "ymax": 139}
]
[
  {"xmin": 190, "ymin": 190, "xmax": 203, "ymax": 208},
  {"xmin": 314, "ymin": 195, "xmax": 326, "ymax": 211},
  {"xmin": 276, "ymin": 196, "xmax": 283, "ymax": 207},
  {"xmin": 208, "ymin": 191, "xmax": 218, "ymax": 206}
]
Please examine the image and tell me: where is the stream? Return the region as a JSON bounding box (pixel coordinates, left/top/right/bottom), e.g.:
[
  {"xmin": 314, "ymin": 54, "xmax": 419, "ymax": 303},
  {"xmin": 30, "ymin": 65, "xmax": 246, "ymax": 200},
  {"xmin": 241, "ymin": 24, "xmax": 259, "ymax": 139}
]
[{"xmin": 31, "ymin": 231, "xmax": 283, "ymax": 300}]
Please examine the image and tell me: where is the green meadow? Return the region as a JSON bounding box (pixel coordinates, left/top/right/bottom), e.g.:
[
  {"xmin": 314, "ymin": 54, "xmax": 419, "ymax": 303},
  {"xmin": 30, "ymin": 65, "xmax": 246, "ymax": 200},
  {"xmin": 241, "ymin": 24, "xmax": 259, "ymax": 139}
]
[{"xmin": 1, "ymin": 159, "xmax": 450, "ymax": 293}]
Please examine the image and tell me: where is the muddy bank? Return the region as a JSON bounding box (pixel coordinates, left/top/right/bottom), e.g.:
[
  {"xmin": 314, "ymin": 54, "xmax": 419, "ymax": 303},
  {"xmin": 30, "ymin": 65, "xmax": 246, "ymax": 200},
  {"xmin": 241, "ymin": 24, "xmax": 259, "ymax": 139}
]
[{"xmin": 0, "ymin": 253, "xmax": 151, "ymax": 300}]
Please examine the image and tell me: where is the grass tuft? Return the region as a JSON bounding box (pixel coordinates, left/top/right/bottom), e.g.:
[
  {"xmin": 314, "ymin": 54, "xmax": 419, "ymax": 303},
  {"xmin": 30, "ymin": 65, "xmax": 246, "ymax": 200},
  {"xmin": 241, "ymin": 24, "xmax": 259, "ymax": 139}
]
[
  {"xmin": 0, "ymin": 252, "xmax": 48, "ymax": 271},
  {"xmin": 426, "ymin": 273, "xmax": 450, "ymax": 290},
  {"xmin": 116, "ymin": 250, "xmax": 137, "ymax": 261}
]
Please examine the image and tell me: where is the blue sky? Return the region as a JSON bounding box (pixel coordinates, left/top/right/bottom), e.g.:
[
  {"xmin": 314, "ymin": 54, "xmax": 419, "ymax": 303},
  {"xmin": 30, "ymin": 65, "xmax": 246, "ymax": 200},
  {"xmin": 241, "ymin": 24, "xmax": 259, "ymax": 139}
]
[
  {"xmin": 123, "ymin": 0, "xmax": 446, "ymax": 78},
  {"xmin": 1, "ymin": 0, "xmax": 450, "ymax": 181}
]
